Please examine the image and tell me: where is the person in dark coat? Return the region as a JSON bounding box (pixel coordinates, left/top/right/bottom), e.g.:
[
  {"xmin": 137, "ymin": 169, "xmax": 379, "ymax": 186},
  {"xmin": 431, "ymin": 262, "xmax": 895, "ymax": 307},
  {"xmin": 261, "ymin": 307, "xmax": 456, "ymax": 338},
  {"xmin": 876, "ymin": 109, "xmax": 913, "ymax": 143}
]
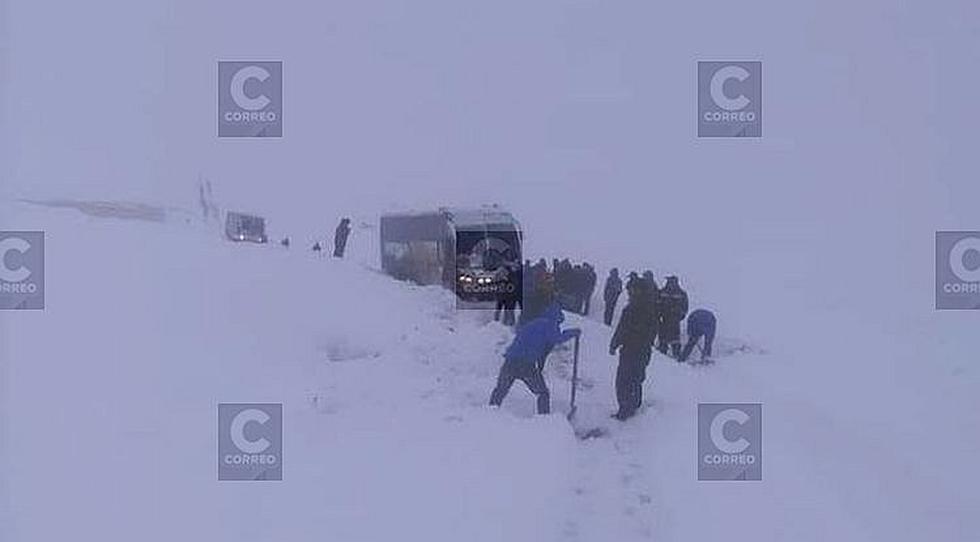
[
  {"xmin": 519, "ymin": 267, "xmax": 555, "ymax": 327},
  {"xmin": 554, "ymin": 259, "xmax": 574, "ymax": 311},
  {"xmin": 582, "ymin": 263, "xmax": 597, "ymax": 316},
  {"xmin": 490, "ymin": 303, "xmax": 580, "ymax": 414},
  {"xmin": 493, "ymin": 249, "xmax": 521, "ymax": 326},
  {"xmin": 515, "ymin": 258, "xmax": 527, "ymax": 314},
  {"xmin": 569, "ymin": 264, "xmax": 585, "ymax": 314},
  {"xmin": 657, "ymin": 275, "xmax": 689, "ymax": 358},
  {"xmin": 679, "ymin": 309, "xmax": 717, "ymax": 362},
  {"xmin": 312, "ymin": 241, "xmax": 322, "ymax": 253},
  {"xmin": 641, "ymin": 270, "xmax": 661, "ymax": 345},
  {"xmin": 603, "ymin": 268, "xmax": 623, "ymax": 326},
  {"xmin": 641, "ymin": 270, "xmax": 660, "ymax": 299},
  {"xmin": 333, "ymin": 218, "xmax": 352, "ymax": 258},
  {"xmin": 609, "ymin": 276, "xmax": 659, "ymax": 420}
]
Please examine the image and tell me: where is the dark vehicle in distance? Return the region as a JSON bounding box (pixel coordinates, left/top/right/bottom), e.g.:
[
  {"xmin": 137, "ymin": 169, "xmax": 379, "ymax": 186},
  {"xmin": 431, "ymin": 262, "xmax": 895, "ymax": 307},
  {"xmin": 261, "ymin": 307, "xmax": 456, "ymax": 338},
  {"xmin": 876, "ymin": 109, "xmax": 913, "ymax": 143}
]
[{"xmin": 225, "ymin": 211, "xmax": 268, "ymax": 244}]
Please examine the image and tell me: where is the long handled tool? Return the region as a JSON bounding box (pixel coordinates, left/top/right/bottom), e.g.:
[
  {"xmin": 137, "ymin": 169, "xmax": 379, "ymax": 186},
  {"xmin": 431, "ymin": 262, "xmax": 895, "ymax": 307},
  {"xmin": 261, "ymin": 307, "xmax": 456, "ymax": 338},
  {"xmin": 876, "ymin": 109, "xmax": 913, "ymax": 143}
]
[{"xmin": 567, "ymin": 334, "xmax": 581, "ymax": 420}]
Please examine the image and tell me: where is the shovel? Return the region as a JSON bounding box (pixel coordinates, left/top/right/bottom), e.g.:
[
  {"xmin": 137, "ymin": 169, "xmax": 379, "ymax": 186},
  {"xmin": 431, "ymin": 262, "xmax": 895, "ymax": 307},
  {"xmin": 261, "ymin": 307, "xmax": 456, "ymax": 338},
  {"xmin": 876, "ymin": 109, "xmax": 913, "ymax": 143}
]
[{"xmin": 567, "ymin": 334, "xmax": 581, "ymax": 420}]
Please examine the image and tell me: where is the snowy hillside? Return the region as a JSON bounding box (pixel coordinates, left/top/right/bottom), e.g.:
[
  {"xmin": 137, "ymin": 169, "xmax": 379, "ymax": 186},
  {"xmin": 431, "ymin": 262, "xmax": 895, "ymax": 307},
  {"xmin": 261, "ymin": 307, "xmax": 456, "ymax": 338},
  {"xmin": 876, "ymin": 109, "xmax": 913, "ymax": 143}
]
[
  {"xmin": 1, "ymin": 198, "xmax": 976, "ymax": 541},
  {"xmin": 3, "ymin": 0, "xmax": 980, "ymax": 540}
]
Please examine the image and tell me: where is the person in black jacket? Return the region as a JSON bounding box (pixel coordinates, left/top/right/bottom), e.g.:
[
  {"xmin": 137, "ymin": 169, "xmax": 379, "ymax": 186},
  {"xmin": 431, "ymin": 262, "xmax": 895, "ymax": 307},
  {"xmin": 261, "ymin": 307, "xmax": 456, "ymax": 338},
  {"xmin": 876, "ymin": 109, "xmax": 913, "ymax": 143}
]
[
  {"xmin": 333, "ymin": 218, "xmax": 352, "ymax": 258},
  {"xmin": 603, "ymin": 268, "xmax": 623, "ymax": 326},
  {"xmin": 581, "ymin": 263, "xmax": 597, "ymax": 316},
  {"xmin": 493, "ymin": 249, "xmax": 521, "ymax": 326},
  {"xmin": 554, "ymin": 259, "xmax": 574, "ymax": 311},
  {"xmin": 519, "ymin": 267, "xmax": 555, "ymax": 329},
  {"xmin": 641, "ymin": 270, "xmax": 660, "ymax": 299},
  {"xmin": 640, "ymin": 270, "xmax": 661, "ymax": 340},
  {"xmin": 657, "ymin": 275, "xmax": 689, "ymax": 359},
  {"xmin": 609, "ymin": 276, "xmax": 659, "ymax": 420}
]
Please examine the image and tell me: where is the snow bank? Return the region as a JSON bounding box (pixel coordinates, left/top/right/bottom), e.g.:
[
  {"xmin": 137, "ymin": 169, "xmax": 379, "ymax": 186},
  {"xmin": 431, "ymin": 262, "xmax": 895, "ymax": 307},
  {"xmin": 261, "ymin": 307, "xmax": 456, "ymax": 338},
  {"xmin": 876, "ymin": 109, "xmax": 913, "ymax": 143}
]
[{"xmin": 0, "ymin": 201, "xmax": 578, "ymax": 542}]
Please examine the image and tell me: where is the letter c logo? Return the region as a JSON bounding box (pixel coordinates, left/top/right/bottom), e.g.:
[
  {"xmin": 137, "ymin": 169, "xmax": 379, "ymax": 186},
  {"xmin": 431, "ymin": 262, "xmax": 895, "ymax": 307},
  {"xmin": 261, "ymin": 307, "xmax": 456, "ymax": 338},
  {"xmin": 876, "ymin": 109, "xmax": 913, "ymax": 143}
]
[
  {"xmin": 949, "ymin": 237, "xmax": 980, "ymax": 283},
  {"xmin": 0, "ymin": 237, "xmax": 31, "ymax": 282},
  {"xmin": 710, "ymin": 408, "xmax": 750, "ymax": 454},
  {"xmin": 710, "ymin": 65, "xmax": 751, "ymax": 112},
  {"xmin": 230, "ymin": 408, "xmax": 271, "ymax": 454},
  {"xmin": 230, "ymin": 66, "xmax": 271, "ymax": 111}
]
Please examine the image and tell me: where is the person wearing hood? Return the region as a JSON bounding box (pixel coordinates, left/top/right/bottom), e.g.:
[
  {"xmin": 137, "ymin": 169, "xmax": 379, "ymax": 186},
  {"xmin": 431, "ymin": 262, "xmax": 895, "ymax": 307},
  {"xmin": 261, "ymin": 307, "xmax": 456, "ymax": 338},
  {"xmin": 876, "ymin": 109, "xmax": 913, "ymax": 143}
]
[
  {"xmin": 490, "ymin": 302, "xmax": 581, "ymax": 415},
  {"xmin": 603, "ymin": 268, "xmax": 623, "ymax": 326},
  {"xmin": 657, "ymin": 275, "xmax": 689, "ymax": 358},
  {"xmin": 609, "ymin": 276, "xmax": 659, "ymax": 420},
  {"xmin": 333, "ymin": 218, "xmax": 352, "ymax": 258}
]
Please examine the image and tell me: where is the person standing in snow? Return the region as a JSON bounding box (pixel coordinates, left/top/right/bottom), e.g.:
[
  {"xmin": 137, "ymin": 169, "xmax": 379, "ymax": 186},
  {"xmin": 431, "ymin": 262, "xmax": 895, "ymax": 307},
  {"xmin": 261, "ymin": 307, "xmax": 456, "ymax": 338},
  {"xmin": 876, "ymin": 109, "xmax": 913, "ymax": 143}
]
[
  {"xmin": 490, "ymin": 303, "xmax": 580, "ymax": 415},
  {"xmin": 641, "ymin": 270, "xmax": 660, "ymax": 301},
  {"xmin": 333, "ymin": 218, "xmax": 352, "ymax": 258},
  {"xmin": 641, "ymin": 270, "xmax": 661, "ymax": 340},
  {"xmin": 518, "ymin": 267, "xmax": 555, "ymax": 327},
  {"xmin": 554, "ymin": 259, "xmax": 574, "ymax": 311},
  {"xmin": 657, "ymin": 275, "xmax": 689, "ymax": 359},
  {"xmin": 603, "ymin": 268, "xmax": 623, "ymax": 326},
  {"xmin": 568, "ymin": 263, "xmax": 584, "ymax": 313},
  {"xmin": 582, "ymin": 263, "xmax": 597, "ymax": 316},
  {"xmin": 609, "ymin": 276, "xmax": 659, "ymax": 420},
  {"xmin": 511, "ymin": 254, "xmax": 524, "ymax": 317},
  {"xmin": 493, "ymin": 249, "xmax": 521, "ymax": 326},
  {"xmin": 678, "ymin": 309, "xmax": 716, "ymax": 363}
]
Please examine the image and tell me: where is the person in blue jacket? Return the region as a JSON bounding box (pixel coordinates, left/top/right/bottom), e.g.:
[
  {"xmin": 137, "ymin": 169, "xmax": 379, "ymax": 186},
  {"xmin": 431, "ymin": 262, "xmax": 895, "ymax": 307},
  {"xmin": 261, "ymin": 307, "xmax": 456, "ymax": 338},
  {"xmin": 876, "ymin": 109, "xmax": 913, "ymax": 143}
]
[
  {"xmin": 678, "ymin": 309, "xmax": 717, "ymax": 362},
  {"xmin": 489, "ymin": 302, "xmax": 581, "ymax": 415}
]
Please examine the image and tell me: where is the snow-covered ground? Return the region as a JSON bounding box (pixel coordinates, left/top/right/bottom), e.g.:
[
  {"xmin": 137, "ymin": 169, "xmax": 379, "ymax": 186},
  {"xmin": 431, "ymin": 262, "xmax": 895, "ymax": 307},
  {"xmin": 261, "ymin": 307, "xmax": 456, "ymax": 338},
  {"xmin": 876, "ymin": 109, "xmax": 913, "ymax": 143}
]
[
  {"xmin": 1, "ymin": 197, "xmax": 976, "ymax": 541},
  {"xmin": 3, "ymin": 1, "xmax": 980, "ymax": 540}
]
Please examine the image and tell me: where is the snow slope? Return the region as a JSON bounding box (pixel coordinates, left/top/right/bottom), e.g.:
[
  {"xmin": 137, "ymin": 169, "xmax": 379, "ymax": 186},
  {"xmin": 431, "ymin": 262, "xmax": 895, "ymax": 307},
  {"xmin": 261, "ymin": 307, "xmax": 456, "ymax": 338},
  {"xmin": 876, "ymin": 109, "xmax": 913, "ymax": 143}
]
[
  {"xmin": 1, "ymin": 199, "xmax": 578, "ymax": 541},
  {"xmin": 1, "ymin": 198, "xmax": 976, "ymax": 541},
  {"xmin": 3, "ymin": 0, "xmax": 980, "ymax": 540}
]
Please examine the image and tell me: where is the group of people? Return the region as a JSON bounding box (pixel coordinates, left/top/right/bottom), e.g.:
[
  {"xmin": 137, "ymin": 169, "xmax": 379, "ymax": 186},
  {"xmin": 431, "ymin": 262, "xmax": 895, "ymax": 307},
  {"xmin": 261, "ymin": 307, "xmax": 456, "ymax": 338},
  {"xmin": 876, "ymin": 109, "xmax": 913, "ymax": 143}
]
[
  {"xmin": 605, "ymin": 270, "xmax": 716, "ymax": 419},
  {"xmin": 497, "ymin": 258, "xmax": 596, "ymax": 323},
  {"xmin": 602, "ymin": 270, "xmax": 705, "ymax": 358},
  {"xmin": 490, "ymin": 263, "xmax": 717, "ymax": 422},
  {"xmin": 551, "ymin": 259, "xmax": 598, "ymax": 315}
]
